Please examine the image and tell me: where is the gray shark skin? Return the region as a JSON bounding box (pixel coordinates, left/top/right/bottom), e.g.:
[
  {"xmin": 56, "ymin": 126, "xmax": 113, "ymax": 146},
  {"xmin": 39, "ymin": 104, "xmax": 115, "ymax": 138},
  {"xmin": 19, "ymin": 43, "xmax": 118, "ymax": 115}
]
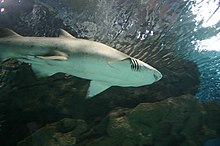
[{"xmin": 0, "ymin": 28, "xmax": 162, "ymax": 98}]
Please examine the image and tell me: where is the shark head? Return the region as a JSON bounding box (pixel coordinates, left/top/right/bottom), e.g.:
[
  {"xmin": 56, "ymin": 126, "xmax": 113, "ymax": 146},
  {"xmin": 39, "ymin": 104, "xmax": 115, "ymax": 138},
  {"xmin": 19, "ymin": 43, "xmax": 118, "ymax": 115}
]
[
  {"xmin": 108, "ymin": 57, "xmax": 162, "ymax": 87},
  {"xmin": 128, "ymin": 58, "xmax": 162, "ymax": 85}
]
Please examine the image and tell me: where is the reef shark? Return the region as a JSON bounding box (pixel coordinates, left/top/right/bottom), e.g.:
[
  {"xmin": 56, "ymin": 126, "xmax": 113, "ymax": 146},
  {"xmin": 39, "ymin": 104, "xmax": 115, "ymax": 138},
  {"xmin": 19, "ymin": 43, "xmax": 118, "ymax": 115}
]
[{"xmin": 0, "ymin": 28, "xmax": 162, "ymax": 98}]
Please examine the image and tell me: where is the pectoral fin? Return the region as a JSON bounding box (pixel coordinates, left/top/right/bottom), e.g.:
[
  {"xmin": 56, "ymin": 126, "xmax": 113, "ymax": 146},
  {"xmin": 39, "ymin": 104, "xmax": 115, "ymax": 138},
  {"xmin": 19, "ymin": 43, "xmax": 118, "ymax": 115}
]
[
  {"xmin": 87, "ymin": 80, "xmax": 111, "ymax": 98},
  {"xmin": 36, "ymin": 55, "xmax": 68, "ymax": 60},
  {"xmin": 35, "ymin": 50, "xmax": 68, "ymax": 61}
]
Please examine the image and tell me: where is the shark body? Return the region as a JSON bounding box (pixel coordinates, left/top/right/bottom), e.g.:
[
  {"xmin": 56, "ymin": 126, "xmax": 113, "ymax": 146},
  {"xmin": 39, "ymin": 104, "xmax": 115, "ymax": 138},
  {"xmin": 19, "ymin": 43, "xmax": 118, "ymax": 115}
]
[{"xmin": 0, "ymin": 28, "xmax": 162, "ymax": 98}]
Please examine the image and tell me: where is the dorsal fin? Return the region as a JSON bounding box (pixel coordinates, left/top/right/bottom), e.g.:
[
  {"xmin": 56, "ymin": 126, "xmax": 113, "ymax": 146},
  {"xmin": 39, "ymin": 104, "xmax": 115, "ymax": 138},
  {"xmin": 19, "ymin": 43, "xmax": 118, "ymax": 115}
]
[
  {"xmin": 0, "ymin": 28, "xmax": 22, "ymax": 38},
  {"xmin": 59, "ymin": 29, "xmax": 77, "ymax": 39}
]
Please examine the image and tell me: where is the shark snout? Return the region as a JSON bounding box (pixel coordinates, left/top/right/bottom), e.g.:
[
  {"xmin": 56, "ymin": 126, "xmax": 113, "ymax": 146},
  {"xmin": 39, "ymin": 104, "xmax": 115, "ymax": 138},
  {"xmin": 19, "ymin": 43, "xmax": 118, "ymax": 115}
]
[
  {"xmin": 153, "ymin": 70, "xmax": 162, "ymax": 81},
  {"xmin": 139, "ymin": 60, "xmax": 162, "ymax": 83}
]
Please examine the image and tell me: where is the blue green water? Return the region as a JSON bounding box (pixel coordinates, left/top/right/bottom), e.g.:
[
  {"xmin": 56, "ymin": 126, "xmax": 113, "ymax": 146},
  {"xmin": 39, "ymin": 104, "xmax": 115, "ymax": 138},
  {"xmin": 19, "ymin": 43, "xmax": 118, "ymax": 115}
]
[{"xmin": 0, "ymin": 0, "xmax": 220, "ymax": 145}]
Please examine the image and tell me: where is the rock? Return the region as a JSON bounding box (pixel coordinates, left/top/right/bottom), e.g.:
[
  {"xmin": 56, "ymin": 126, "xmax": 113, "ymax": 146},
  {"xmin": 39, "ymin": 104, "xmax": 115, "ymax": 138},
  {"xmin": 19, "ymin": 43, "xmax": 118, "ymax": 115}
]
[
  {"xmin": 78, "ymin": 95, "xmax": 220, "ymax": 146},
  {"xmin": 1, "ymin": 82, "xmax": 218, "ymax": 146},
  {"xmin": 17, "ymin": 118, "xmax": 87, "ymax": 146}
]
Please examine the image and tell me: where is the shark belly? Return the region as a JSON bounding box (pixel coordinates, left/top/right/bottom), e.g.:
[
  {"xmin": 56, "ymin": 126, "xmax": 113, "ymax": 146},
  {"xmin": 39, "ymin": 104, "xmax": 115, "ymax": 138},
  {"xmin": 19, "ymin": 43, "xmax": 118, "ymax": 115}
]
[
  {"xmin": 69, "ymin": 56, "xmax": 129, "ymax": 98},
  {"xmin": 67, "ymin": 55, "xmax": 124, "ymax": 85}
]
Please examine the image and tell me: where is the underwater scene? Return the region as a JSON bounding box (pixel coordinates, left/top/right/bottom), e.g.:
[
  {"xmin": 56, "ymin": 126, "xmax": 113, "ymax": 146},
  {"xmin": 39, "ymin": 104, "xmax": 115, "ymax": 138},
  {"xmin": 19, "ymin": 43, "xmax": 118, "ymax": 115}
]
[{"xmin": 0, "ymin": 0, "xmax": 220, "ymax": 145}]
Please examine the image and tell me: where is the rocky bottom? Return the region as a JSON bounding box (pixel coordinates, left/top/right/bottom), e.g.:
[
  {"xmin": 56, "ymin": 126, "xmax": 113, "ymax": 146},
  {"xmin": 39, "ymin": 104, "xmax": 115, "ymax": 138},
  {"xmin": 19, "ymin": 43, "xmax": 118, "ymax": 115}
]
[{"xmin": 17, "ymin": 95, "xmax": 220, "ymax": 146}]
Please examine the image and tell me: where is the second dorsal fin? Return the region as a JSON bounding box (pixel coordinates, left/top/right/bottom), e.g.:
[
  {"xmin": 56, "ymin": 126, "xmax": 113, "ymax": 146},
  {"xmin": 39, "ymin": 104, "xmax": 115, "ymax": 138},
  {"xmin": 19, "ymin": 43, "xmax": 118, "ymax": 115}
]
[{"xmin": 59, "ymin": 29, "xmax": 77, "ymax": 39}]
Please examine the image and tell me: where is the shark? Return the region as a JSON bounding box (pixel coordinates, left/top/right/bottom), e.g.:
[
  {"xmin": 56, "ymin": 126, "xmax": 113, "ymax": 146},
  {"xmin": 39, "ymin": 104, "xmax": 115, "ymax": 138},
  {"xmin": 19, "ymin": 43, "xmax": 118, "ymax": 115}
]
[{"xmin": 0, "ymin": 28, "xmax": 162, "ymax": 98}]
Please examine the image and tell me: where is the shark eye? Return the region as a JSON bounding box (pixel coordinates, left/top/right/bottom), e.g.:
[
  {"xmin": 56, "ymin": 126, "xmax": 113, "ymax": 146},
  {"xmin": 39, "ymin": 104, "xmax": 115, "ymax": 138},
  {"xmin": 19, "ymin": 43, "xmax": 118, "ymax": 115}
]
[{"xmin": 129, "ymin": 58, "xmax": 141, "ymax": 71}]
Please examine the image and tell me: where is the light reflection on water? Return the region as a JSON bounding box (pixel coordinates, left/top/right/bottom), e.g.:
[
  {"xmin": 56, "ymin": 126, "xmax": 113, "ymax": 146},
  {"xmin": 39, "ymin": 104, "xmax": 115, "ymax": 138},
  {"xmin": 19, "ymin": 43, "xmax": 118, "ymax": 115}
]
[
  {"xmin": 192, "ymin": 0, "xmax": 220, "ymax": 27},
  {"xmin": 191, "ymin": 0, "xmax": 220, "ymax": 53},
  {"xmin": 194, "ymin": 33, "xmax": 220, "ymax": 52},
  {"xmin": 0, "ymin": 0, "xmax": 5, "ymax": 13},
  {"xmin": 0, "ymin": 7, "xmax": 4, "ymax": 13},
  {"xmin": 189, "ymin": 0, "xmax": 220, "ymax": 102}
]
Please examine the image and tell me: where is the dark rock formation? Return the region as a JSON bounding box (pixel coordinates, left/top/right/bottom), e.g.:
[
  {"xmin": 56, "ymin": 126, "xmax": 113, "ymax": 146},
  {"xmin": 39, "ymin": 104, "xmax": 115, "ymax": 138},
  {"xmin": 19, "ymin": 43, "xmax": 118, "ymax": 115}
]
[
  {"xmin": 78, "ymin": 95, "xmax": 220, "ymax": 146},
  {"xmin": 18, "ymin": 118, "xmax": 87, "ymax": 146},
  {"xmin": 16, "ymin": 95, "xmax": 220, "ymax": 146}
]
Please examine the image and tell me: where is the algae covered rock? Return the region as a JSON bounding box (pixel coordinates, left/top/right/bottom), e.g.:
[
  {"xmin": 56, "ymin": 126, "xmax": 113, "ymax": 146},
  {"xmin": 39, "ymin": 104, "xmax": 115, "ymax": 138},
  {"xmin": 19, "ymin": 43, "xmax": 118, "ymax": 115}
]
[
  {"xmin": 78, "ymin": 95, "xmax": 220, "ymax": 146},
  {"xmin": 18, "ymin": 118, "xmax": 87, "ymax": 146},
  {"xmin": 6, "ymin": 93, "xmax": 219, "ymax": 146}
]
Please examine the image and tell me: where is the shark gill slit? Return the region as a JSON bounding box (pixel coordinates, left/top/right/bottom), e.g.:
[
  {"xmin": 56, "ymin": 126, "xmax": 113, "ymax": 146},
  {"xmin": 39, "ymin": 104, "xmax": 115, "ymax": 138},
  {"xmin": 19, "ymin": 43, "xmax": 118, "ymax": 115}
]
[
  {"xmin": 131, "ymin": 58, "xmax": 136, "ymax": 71},
  {"xmin": 129, "ymin": 58, "xmax": 134, "ymax": 70},
  {"xmin": 129, "ymin": 58, "xmax": 140, "ymax": 71},
  {"xmin": 135, "ymin": 59, "xmax": 140, "ymax": 71},
  {"xmin": 134, "ymin": 59, "xmax": 140, "ymax": 71}
]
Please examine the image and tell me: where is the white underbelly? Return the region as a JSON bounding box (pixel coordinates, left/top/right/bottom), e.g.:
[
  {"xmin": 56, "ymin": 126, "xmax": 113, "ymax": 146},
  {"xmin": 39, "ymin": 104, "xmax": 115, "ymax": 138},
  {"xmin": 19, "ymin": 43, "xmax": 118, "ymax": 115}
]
[{"xmin": 65, "ymin": 57, "xmax": 128, "ymax": 86}]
